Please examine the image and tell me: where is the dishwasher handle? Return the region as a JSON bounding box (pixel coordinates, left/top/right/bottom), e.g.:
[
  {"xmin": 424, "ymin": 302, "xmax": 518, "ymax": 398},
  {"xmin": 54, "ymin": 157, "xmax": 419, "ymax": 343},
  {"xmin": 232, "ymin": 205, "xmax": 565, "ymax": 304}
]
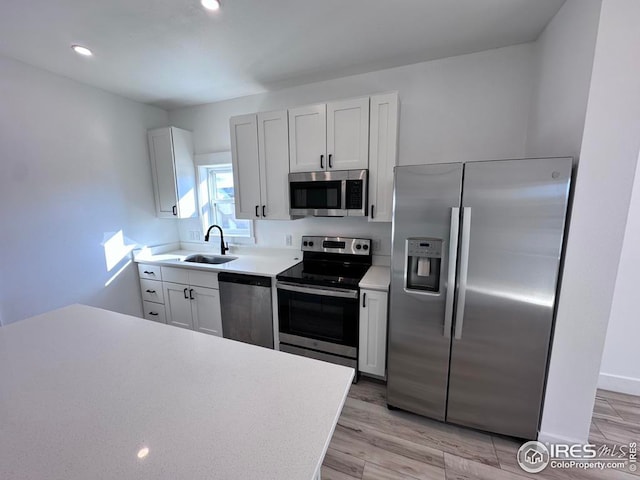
[{"xmin": 218, "ymin": 272, "xmax": 272, "ymax": 288}]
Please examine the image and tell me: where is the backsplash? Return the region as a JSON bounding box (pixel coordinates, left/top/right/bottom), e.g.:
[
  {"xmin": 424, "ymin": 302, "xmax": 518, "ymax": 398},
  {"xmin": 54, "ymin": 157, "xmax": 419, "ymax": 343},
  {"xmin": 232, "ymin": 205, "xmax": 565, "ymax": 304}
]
[{"xmin": 177, "ymin": 216, "xmax": 392, "ymax": 256}]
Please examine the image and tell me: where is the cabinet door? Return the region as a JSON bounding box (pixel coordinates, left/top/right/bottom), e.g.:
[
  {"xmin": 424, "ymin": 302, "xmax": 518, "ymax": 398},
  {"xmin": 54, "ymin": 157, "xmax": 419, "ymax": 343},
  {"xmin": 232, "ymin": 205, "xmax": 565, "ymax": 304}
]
[
  {"xmin": 368, "ymin": 93, "xmax": 399, "ymax": 222},
  {"xmin": 288, "ymin": 104, "xmax": 326, "ymax": 173},
  {"xmin": 230, "ymin": 114, "xmax": 262, "ymax": 220},
  {"xmin": 257, "ymin": 110, "xmax": 291, "ymax": 219},
  {"xmin": 148, "ymin": 128, "xmax": 178, "ymax": 218},
  {"xmin": 163, "ymin": 282, "xmax": 193, "ymax": 330},
  {"xmin": 327, "ymin": 97, "xmax": 369, "ymax": 171},
  {"xmin": 191, "ymin": 286, "xmax": 223, "ymax": 337},
  {"xmin": 170, "ymin": 127, "xmax": 197, "ymax": 218},
  {"xmin": 359, "ymin": 289, "xmax": 388, "ymax": 377}
]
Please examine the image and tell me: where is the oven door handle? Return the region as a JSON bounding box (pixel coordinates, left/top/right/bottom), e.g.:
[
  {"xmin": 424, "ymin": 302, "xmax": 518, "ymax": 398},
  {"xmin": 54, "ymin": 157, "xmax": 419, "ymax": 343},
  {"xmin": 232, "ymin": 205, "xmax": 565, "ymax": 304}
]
[{"xmin": 276, "ymin": 281, "xmax": 358, "ymax": 299}]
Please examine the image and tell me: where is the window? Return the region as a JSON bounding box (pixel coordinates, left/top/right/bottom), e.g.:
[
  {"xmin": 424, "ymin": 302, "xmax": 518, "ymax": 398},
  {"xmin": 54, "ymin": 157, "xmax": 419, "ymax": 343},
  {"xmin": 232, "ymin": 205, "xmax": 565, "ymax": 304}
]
[{"xmin": 199, "ymin": 163, "xmax": 252, "ymax": 239}]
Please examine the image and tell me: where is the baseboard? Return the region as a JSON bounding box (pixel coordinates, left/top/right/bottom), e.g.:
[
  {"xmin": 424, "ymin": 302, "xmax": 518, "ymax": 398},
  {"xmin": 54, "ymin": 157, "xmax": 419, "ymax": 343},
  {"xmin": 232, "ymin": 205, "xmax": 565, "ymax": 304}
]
[
  {"xmin": 537, "ymin": 430, "xmax": 587, "ymax": 445},
  {"xmin": 598, "ymin": 373, "xmax": 640, "ymax": 396}
]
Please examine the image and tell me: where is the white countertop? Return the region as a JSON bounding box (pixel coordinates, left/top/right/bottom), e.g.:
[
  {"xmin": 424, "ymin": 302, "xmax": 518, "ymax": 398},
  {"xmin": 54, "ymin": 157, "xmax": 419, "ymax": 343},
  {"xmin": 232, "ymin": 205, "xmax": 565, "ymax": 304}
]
[
  {"xmin": 0, "ymin": 305, "xmax": 354, "ymax": 480},
  {"xmin": 134, "ymin": 249, "xmax": 302, "ymax": 277},
  {"xmin": 359, "ymin": 266, "xmax": 391, "ymax": 291}
]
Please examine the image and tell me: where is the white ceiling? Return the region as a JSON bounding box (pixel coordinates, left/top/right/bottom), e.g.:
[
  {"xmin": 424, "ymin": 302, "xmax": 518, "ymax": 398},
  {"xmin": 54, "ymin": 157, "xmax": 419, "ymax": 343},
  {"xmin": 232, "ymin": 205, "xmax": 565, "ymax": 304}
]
[{"xmin": 0, "ymin": 0, "xmax": 564, "ymax": 110}]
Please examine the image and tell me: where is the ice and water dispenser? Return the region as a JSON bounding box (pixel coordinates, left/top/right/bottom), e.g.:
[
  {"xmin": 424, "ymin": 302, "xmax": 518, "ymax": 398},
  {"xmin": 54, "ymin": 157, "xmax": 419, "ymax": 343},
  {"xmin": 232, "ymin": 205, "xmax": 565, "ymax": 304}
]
[{"xmin": 405, "ymin": 238, "xmax": 443, "ymax": 293}]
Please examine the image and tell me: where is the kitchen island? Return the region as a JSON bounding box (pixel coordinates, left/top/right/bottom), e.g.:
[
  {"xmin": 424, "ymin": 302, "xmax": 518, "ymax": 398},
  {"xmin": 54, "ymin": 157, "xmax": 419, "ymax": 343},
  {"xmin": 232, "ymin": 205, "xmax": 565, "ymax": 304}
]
[{"xmin": 0, "ymin": 304, "xmax": 354, "ymax": 480}]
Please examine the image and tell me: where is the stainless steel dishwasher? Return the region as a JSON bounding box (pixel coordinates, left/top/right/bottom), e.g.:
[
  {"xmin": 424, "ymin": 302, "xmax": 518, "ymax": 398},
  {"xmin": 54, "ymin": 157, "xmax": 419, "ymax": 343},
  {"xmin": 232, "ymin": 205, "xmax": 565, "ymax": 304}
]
[{"xmin": 218, "ymin": 272, "xmax": 273, "ymax": 348}]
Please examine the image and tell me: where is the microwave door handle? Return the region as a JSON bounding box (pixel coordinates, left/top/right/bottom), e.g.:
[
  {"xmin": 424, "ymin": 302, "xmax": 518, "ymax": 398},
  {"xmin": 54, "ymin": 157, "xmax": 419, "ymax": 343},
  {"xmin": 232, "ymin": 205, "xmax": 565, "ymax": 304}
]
[{"xmin": 341, "ymin": 180, "xmax": 347, "ymax": 212}]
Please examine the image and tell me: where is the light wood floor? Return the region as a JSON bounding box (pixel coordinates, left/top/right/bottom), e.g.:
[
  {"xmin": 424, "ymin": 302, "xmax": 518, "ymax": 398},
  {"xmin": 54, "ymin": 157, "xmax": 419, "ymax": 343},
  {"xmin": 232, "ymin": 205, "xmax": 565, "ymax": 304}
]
[{"xmin": 322, "ymin": 378, "xmax": 640, "ymax": 480}]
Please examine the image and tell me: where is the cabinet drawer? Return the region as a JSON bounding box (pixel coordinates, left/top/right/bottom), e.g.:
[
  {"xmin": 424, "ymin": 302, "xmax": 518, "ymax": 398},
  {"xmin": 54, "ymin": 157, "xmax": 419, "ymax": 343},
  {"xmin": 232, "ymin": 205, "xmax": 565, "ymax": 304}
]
[
  {"xmin": 161, "ymin": 266, "xmax": 189, "ymax": 284},
  {"xmin": 140, "ymin": 279, "xmax": 164, "ymax": 304},
  {"xmin": 138, "ymin": 263, "xmax": 162, "ymax": 280},
  {"xmin": 143, "ymin": 301, "xmax": 166, "ymax": 324},
  {"xmin": 189, "ymin": 270, "xmax": 219, "ymax": 289}
]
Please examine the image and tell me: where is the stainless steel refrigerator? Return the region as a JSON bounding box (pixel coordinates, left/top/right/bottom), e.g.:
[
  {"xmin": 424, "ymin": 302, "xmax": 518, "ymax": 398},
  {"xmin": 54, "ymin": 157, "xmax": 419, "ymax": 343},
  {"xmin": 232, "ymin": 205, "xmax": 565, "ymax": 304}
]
[{"xmin": 387, "ymin": 158, "xmax": 572, "ymax": 439}]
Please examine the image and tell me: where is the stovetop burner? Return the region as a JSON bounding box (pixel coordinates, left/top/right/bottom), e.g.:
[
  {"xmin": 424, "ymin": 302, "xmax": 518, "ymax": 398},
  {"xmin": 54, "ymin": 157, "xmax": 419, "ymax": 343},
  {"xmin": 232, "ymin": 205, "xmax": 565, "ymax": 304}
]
[{"xmin": 276, "ymin": 236, "xmax": 372, "ymax": 290}]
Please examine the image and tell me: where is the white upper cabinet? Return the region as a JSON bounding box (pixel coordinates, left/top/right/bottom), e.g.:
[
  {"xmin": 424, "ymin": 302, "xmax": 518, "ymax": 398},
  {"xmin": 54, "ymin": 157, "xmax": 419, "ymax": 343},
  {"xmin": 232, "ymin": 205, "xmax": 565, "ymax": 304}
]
[
  {"xmin": 147, "ymin": 127, "xmax": 197, "ymax": 218},
  {"xmin": 230, "ymin": 114, "xmax": 261, "ymax": 220},
  {"xmin": 231, "ymin": 111, "xmax": 291, "ymax": 220},
  {"xmin": 368, "ymin": 92, "xmax": 399, "ymax": 223},
  {"xmin": 288, "ymin": 104, "xmax": 327, "ymax": 173},
  {"xmin": 327, "ymin": 97, "xmax": 370, "ymax": 171},
  {"xmin": 257, "ymin": 110, "xmax": 290, "ymax": 219}
]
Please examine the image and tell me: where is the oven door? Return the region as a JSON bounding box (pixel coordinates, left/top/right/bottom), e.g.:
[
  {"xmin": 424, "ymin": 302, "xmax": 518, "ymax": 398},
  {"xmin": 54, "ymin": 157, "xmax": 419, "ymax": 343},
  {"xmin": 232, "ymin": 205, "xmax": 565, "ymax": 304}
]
[{"xmin": 277, "ymin": 281, "xmax": 359, "ymax": 358}]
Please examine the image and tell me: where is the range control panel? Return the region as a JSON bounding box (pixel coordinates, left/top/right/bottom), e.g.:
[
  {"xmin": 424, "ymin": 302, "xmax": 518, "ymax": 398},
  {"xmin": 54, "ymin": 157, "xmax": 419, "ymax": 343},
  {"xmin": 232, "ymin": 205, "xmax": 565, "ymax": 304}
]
[{"xmin": 301, "ymin": 236, "xmax": 371, "ymax": 255}]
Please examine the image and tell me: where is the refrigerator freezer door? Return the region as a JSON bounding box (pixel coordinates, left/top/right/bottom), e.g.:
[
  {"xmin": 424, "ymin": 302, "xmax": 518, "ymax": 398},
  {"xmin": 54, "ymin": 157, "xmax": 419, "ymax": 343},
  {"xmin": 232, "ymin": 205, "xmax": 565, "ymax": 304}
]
[
  {"xmin": 387, "ymin": 163, "xmax": 463, "ymax": 420},
  {"xmin": 446, "ymin": 157, "xmax": 572, "ymax": 439}
]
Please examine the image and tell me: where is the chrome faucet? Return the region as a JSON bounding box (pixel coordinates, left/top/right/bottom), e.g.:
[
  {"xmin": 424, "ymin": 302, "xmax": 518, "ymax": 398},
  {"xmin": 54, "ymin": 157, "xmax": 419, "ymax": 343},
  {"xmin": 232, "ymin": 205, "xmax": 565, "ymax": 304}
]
[{"xmin": 204, "ymin": 225, "xmax": 230, "ymax": 255}]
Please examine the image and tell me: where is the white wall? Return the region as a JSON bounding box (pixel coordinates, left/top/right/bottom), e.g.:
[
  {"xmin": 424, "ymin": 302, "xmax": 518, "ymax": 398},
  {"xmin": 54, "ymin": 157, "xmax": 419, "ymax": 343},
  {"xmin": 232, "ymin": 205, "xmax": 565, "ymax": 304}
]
[
  {"xmin": 170, "ymin": 43, "xmax": 535, "ymax": 253},
  {"xmin": 0, "ymin": 55, "xmax": 177, "ymax": 325},
  {"xmin": 599, "ymin": 155, "xmax": 640, "ymax": 395},
  {"xmin": 539, "ymin": 0, "xmax": 640, "ymax": 444},
  {"xmin": 525, "ymin": 0, "xmax": 601, "ymax": 159}
]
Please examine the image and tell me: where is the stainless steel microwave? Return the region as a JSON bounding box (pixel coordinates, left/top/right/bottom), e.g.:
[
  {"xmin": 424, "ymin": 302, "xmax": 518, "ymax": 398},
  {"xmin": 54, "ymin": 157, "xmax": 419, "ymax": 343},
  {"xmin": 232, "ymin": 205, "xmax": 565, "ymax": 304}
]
[{"xmin": 289, "ymin": 169, "xmax": 368, "ymax": 217}]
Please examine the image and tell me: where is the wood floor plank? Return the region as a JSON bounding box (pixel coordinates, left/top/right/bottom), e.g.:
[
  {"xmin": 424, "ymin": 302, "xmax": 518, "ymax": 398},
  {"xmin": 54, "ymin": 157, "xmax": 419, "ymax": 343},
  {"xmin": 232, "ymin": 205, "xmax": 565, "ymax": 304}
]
[
  {"xmin": 341, "ymin": 396, "xmax": 499, "ymax": 467},
  {"xmin": 330, "ymin": 423, "xmax": 446, "ymax": 480},
  {"xmin": 594, "ymin": 397, "xmax": 625, "ymax": 421},
  {"xmin": 348, "ymin": 378, "xmax": 388, "ymax": 407},
  {"xmin": 322, "ymin": 465, "xmax": 361, "ymax": 480},
  {"xmin": 327, "ymin": 379, "xmax": 640, "ymax": 480},
  {"xmin": 598, "ymin": 390, "xmax": 640, "ymax": 407},
  {"xmin": 443, "ymin": 452, "xmax": 529, "ymax": 480},
  {"xmin": 593, "ymin": 416, "xmax": 640, "ymax": 444},
  {"xmin": 323, "ymin": 447, "xmax": 366, "ymax": 479},
  {"xmin": 362, "ymin": 461, "xmax": 432, "ymax": 480},
  {"xmin": 336, "ymin": 420, "xmax": 445, "ymax": 468},
  {"xmin": 608, "ymin": 399, "xmax": 640, "ymax": 426}
]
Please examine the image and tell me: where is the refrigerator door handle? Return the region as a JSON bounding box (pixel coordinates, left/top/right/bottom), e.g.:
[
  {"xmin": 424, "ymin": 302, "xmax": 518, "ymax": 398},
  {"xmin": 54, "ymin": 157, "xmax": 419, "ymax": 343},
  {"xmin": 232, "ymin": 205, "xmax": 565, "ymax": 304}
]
[
  {"xmin": 443, "ymin": 207, "xmax": 460, "ymax": 338},
  {"xmin": 454, "ymin": 207, "xmax": 471, "ymax": 340}
]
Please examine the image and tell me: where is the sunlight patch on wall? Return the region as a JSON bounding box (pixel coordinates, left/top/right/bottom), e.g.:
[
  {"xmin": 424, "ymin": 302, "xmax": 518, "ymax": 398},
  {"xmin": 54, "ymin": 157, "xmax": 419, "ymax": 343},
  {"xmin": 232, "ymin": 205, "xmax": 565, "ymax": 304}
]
[{"xmin": 103, "ymin": 230, "xmax": 136, "ymax": 272}]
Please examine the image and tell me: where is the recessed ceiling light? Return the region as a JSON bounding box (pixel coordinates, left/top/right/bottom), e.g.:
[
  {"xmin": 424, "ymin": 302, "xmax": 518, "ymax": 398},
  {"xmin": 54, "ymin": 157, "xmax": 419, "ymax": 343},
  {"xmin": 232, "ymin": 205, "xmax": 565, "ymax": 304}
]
[
  {"xmin": 201, "ymin": 0, "xmax": 220, "ymax": 11},
  {"xmin": 71, "ymin": 45, "xmax": 93, "ymax": 57}
]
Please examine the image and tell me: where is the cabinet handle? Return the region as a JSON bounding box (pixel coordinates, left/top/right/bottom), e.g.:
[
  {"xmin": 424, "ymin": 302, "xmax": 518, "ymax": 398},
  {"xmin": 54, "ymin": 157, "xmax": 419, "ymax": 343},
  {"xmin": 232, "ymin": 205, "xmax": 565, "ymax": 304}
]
[
  {"xmin": 362, "ymin": 292, "xmax": 367, "ymax": 308},
  {"xmin": 320, "ymin": 154, "xmax": 324, "ymax": 169},
  {"xmin": 145, "ymin": 289, "xmax": 156, "ymax": 294},
  {"xmin": 148, "ymin": 312, "xmax": 159, "ymax": 316},
  {"xmin": 262, "ymin": 205, "xmax": 266, "ymax": 217},
  {"xmin": 172, "ymin": 205, "xmax": 177, "ymax": 216},
  {"xmin": 328, "ymin": 154, "xmax": 333, "ymax": 169},
  {"xmin": 255, "ymin": 205, "xmax": 260, "ymax": 217},
  {"xmin": 143, "ymin": 271, "xmax": 155, "ymax": 275},
  {"xmin": 189, "ymin": 288, "xmax": 194, "ymax": 300},
  {"xmin": 371, "ymin": 205, "xmax": 375, "ymax": 219},
  {"xmin": 183, "ymin": 288, "xmax": 189, "ymax": 299}
]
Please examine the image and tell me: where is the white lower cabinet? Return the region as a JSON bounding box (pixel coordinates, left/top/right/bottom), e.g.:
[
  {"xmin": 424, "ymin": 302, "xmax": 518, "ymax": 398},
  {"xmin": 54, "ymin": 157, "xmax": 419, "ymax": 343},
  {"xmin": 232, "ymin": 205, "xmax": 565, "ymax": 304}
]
[
  {"xmin": 163, "ymin": 282, "xmax": 223, "ymax": 336},
  {"xmin": 191, "ymin": 286, "xmax": 223, "ymax": 336},
  {"xmin": 358, "ymin": 289, "xmax": 389, "ymax": 378},
  {"xmin": 137, "ymin": 264, "xmax": 222, "ymax": 337},
  {"xmin": 164, "ymin": 282, "xmax": 195, "ymax": 330},
  {"xmin": 142, "ymin": 301, "xmax": 166, "ymax": 324}
]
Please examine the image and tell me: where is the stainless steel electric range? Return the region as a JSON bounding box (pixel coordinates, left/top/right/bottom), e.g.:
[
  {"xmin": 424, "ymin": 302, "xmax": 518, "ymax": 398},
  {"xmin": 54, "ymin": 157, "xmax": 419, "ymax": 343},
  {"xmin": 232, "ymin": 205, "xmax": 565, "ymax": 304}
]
[{"xmin": 276, "ymin": 236, "xmax": 372, "ymax": 374}]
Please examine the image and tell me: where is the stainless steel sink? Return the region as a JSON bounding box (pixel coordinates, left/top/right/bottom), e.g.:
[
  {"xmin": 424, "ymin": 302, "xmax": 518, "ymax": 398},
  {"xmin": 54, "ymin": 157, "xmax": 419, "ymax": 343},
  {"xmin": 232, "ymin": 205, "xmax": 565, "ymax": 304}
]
[{"xmin": 183, "ymin": 254, "xmax": 237, "ymax": 265}]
